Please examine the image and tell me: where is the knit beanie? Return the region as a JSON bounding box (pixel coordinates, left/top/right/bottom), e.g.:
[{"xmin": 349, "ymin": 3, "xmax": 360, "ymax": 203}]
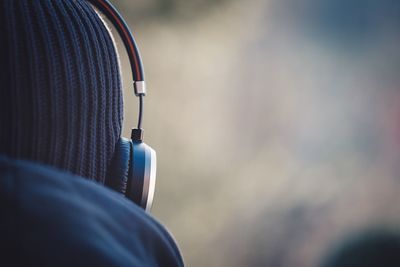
[{"xmin": 0, "ymin": 0, "xmax": 123, "ymax": 183}]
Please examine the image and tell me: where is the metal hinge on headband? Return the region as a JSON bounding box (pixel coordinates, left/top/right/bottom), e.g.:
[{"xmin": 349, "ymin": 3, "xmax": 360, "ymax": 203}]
[{"xmin": 134, "ymin": 81, "xmax": 146, "ymax": 96}]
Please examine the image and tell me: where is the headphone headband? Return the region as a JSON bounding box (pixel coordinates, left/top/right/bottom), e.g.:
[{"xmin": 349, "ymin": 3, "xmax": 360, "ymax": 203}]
[
  {"xmin": 88, "ymin": 0, "xmax": 146, "ymax": 133},
  {"xmin": 87, "ymin": 0, "xmax": 144, "ymax": 82}
]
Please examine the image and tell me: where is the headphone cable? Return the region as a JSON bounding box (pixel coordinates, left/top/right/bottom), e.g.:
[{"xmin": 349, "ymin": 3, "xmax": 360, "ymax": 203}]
[
  {"xmin": 130, "ymin": 94, "xmax": 144, "ymax": 142},
  {"xmin": 138, "ymin": 94, "xmax": 143, "ymax": 130}
]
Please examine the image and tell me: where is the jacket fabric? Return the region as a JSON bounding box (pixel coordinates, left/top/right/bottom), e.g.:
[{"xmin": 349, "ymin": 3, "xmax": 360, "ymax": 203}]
[{"xmin": 0, "ymin": 155, "xmax": 184, "ymax": 267}]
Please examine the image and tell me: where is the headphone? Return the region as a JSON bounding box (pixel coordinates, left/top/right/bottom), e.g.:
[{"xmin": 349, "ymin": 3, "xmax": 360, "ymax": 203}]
[{"xmin": 87, "ymin": 0, "xmax": 157, "ymax": 212}]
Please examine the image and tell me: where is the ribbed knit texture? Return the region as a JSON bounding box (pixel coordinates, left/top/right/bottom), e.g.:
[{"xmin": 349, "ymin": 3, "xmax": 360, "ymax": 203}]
[{"xmin": 0, "ymin": 0, "xmax": 123, "ymax": 183}]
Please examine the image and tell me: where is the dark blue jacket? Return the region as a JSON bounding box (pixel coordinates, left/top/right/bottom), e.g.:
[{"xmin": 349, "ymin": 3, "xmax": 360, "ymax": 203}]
[{"xmin": 0, "ymin": 155, "xmax": 184, "ymax": 267}]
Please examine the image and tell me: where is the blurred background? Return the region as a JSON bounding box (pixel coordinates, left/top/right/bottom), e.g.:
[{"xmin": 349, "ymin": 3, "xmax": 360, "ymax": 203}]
[{"xmin": 107, "ymin": 0, "xmax": 400, "ymax": 266}]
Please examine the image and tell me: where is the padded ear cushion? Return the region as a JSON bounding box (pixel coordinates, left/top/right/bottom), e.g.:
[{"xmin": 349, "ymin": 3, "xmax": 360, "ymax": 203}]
[{"xmin": 105, "ymin": 137, "xmax": 132, "ymax": 195}]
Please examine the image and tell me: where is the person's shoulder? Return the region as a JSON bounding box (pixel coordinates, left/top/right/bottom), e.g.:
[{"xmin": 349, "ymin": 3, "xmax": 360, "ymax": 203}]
[{"xmin": 0, "ymin": 155, "xmax": 184, "ymax": 267}]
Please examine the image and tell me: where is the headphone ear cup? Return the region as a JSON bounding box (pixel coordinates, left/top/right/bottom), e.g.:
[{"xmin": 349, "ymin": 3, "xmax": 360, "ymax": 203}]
[
  {"xmin": 126, "ymin": 142, "xmax": 157, "ymax": 212},
  {"xmin": 105, "ymin": 137, "xmax": 132, "ymax": 195}
]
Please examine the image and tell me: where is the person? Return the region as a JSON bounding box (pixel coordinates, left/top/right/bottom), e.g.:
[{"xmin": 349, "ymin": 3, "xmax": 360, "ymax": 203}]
[
  {"xmin": 321, "ymin": 230, "xmax": 400, "ymax": 267},
  {"xmin": 0, "ymin": 0, "xmax": 184, "ymax": 266}
]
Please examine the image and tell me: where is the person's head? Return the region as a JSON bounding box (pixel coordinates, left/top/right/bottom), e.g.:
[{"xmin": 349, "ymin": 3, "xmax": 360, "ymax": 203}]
[
  {"xmin": 0, "ymin": 0, "xmax": 122, "ymax": 182},
  {"xmin": 321, "ymin": 230, "xmax": 400, "ymax": 267}
]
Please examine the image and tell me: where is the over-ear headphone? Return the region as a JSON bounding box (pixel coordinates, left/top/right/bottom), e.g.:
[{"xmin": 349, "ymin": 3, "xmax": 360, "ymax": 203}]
[{"xmin": 87, "ymin": 0, "xmax": 156, "ymax": 212}]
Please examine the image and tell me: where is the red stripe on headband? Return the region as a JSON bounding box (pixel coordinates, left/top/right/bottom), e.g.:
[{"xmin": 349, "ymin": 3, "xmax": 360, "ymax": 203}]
[{"xmin": 97, "ymin": 0, "xmax": 142, "ymax": 81}]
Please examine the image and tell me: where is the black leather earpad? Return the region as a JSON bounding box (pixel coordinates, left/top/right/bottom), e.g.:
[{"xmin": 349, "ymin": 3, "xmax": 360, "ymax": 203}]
[{"xmin": 105, "ymin": 137, "xmax": 132, "ymax": 195}]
